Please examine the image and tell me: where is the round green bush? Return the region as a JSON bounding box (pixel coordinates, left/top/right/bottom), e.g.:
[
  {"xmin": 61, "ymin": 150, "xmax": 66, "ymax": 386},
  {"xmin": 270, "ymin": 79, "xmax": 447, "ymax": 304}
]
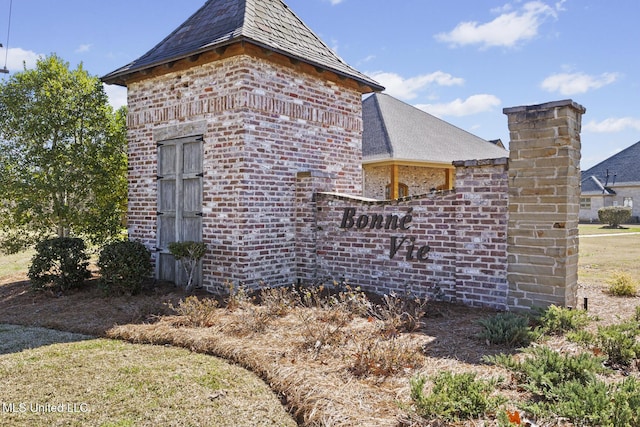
[
  {"xmin": 28, "ymin": 237, "xmax": 91, "ymax": 293},
  {"xmin": 98, "ymin": 240, "xmax": 152, "ymax": 295},
  {"xmin": 598, "ymin": 206, "xmax": 632, "ymax": 228}
]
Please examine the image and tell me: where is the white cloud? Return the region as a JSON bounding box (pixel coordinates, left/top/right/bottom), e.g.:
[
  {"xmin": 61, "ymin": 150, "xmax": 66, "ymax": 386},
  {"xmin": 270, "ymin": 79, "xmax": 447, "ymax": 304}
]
[
  {"xmin": 584, "ymin": 117, "xmax": 640, "ymax": 133},
  {"xmin": 325, "ymin": 0, "xmax": 344, "ymax": 4},
  {"xmin": 540, "ymin": 72, "xmax": 619, "ymax": 95},
  {"xmin": 103, "ymin": 84, "xmax": 127, "ymax": 110},
  {"xmin": 368, "ymin": 71, "xmax": 464, "ymax": 101},
  {"xmin": 435, "ymin": 1, "xmax": 562, "ymax": 48},
  {"xmin": 0, "ymin": 47, "xmax": 42, "ymax": 72},
  {"xmin": 415, "ymin": 94, "xmax": 502, "ymax": 117},
  {"xmin": 75, "ymin": 44, "xmax": 92, "ymax": 53}
]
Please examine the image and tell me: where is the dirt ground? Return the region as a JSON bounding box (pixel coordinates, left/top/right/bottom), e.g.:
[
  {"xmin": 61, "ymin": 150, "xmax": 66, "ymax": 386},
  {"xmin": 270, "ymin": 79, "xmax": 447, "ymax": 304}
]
[{"xmin": 1, "ymin": 270, "xmax": 636, "ymax": 342}]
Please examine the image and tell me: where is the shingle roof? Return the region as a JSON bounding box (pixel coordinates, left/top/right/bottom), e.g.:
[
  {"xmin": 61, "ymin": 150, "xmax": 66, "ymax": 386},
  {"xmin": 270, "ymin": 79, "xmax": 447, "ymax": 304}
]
[
  {"xmin": 362, "ymin": 93, "xmax": 508, "ymax": 164},
  {"xmin": 102, "ymin": 0, "xmax": 383, "ymax": 91},
  {"xmin": 581, "ymin": 140, "xmax": 640, "ymax": 195}
]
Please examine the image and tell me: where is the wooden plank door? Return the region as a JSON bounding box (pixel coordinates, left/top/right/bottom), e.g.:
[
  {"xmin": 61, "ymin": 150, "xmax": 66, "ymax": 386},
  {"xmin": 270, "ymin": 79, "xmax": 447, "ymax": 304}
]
[{"xmin": 157, "ymin": 136, "xmax": 203, "ymax": 286}]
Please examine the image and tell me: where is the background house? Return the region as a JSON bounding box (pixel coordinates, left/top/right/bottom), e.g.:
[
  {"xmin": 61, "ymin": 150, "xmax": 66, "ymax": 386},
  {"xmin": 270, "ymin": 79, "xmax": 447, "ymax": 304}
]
[
  {"xmin": 362, "ymin": 93, "xmax": 508, "ymax": 199},
  {"xmin": 580, "ymin": 140, "xmax": 640, "ymax": 222}
]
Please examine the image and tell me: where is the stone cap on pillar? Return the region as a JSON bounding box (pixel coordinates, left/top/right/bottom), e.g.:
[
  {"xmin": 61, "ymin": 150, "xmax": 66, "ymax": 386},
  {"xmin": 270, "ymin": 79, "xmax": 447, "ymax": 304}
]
[{"xmin": 503, "ymin": 99, "xmax": 586, "ymax": 115}]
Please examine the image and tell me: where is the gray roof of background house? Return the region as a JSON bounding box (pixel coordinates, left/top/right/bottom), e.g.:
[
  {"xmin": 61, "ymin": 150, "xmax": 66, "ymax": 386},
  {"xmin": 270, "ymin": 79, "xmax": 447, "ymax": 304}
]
[
  {"xmin": 581, "ymin": 140, "xmax": 640, "ymax": 195},
  {"xmin": 102, "ymin": 0, "xmax": 383, "ymax": 90},
  {"xmin": 362, "ymin": 93, "xmax": 508, "ymax": 164}
]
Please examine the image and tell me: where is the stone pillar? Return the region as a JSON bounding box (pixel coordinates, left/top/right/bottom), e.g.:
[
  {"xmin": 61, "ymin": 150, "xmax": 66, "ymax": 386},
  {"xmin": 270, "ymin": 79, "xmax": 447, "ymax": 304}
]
[{"xmin": 504, "ymin": 100, "xmax": 585, "ymax": 310}]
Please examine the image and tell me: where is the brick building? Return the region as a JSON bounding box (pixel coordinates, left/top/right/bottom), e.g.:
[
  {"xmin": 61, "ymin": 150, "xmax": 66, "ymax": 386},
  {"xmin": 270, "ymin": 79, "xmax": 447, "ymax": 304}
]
[
  {"xmin": 102, "ymin": 0, "xmax": 383, "ymax": 290},
  {"xmin": 104, "ymin": 0, "xmax": 585, "ymax": 310}
]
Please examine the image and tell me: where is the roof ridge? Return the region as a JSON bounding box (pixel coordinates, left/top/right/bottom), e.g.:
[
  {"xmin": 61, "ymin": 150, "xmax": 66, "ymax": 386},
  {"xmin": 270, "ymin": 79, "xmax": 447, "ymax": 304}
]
[{"xmin": 371, "ymin": 94, "xmax": 394, "ymax": 158}]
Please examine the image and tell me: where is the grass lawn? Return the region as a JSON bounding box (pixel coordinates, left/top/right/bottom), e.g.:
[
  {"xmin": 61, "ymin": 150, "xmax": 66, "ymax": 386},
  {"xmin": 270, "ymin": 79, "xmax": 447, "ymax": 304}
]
[
  {"xmin": 579, "ymin": 224, "xmax": 640, "ymax": 285},
  {"xmin": 579, "ymin": 223, "xmax": 640, "ymax": 235},
  {"xmin": 0, "ymin": 249, "xmax": 34, "ymax": 278},
  {"xmin": 0, "ymin": 325, "xmax": 296, "ymax": 427}
]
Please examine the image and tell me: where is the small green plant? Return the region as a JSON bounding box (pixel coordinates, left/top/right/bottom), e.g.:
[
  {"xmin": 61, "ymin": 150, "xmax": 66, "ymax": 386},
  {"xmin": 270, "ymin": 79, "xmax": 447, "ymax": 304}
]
[
  {"xmin": 410, "ymin": 372, "xmax": 506, "ymax": 422},
  {"xmin": 606, "ymin": 271, "xmax": 638, "ymax": 297},
  {"xmin": 594, "ymin": 321, "xmax": 640, "ymax": 367},
  {"xmin": 635, "ymin": 305, "xmax": 640, "ymax": 322},
  {"xmin": 485, "ymin": 346, "xmax": 605, "ymax": 400},
  {"xmin": 98, "ymin": 240, "xmax": 152, "ymax": 295},
  {"xmin": 611, "ymin": 377, "xmax": 640, "ymax": 426},
  {"xmin": 170, "ymin": 296, "xmax": 219, "ymax": 327},
  {"xmin": 167, "ymin": 241, "xmax": 206, "ymax": 292},
  {"xmin": 533, "ymin": 379, "xmax": 612, "ymax": 426},
  {"xmin": 477, "ymin": 312, "xmax": 535, "ymax": 347},
  {"xmin": 538, "ymin": 305, "xmax": 590, "ymax": 335},
  {"xmin": 28, "ymin": 237, "xmax": 91, "ymax": 293},
  {"xmin": 484, "ymin": 346, "xmax": 638, "ymax": 425},
  {"xmin": 598, "ymin": 206, "xmax": 632, "ymax": 228}
]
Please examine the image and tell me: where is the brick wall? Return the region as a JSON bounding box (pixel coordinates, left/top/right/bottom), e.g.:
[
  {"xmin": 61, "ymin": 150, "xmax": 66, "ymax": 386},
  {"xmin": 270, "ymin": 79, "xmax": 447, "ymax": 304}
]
[
  {"xmin": 304, "ymin": 158, "xmax": 509, "ymax": 309},
  {"xmin": 126, "ymin": 52, "xmax": 364, "ymax": 291},
  {"xmin": 126, "ymin": 43, "xmax": 583, "ymax": 310}
]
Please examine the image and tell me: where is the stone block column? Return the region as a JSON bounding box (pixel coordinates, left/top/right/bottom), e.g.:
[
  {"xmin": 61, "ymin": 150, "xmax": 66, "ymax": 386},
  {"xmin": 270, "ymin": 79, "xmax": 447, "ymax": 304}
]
[{"xmin": 504, "ymin": 100, "xmax": 585, "ymax": 310}]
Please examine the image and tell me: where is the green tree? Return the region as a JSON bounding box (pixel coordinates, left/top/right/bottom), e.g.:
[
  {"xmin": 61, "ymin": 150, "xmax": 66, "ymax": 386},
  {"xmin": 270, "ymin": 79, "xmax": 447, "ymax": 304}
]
[{"xmin": 0, "ymin": 54, "xmax": 127, "ymax": 253}]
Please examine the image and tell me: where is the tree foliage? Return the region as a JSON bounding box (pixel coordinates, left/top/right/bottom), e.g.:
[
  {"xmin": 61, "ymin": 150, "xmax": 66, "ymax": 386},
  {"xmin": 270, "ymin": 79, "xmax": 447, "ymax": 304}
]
[{"xmin": 0, "ymin": 54, "xmax": 127, "ymax": 253}]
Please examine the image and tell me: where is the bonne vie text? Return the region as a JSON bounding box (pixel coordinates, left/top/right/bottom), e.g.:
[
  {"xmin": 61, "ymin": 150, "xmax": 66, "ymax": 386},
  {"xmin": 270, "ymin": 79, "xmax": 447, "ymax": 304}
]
[{"xmin": 339, "ymin": 208, "xmax": 430, "ymax": 261}]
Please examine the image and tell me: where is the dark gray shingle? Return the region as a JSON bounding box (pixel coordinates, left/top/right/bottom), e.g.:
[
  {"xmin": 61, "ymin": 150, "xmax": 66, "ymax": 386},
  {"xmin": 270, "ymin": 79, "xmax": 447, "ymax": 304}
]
[
  {"xmin": 102, "ymin": 0, "xmax": 382, "ymax": 91},
  {"xmin": 363, "ymin": 93, "xmax": 508, "ymax": 164},
  {"xmin": 581, "ymin": 140, "xmax": 640, "ymax": 194}
]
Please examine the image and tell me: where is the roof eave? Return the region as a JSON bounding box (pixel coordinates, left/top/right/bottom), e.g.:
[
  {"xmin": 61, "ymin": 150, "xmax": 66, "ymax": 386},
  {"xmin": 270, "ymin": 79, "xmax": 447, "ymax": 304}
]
[{"xmin": 101, "ymin": 37, "xmax": 384, "ymax": 92}]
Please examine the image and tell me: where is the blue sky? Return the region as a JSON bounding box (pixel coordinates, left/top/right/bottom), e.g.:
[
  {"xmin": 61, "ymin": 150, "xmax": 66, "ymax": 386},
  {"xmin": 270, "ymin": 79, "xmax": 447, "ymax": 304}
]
[{"xmin": 1, "ymin": 0, "xmax": 638, "ymax": 168}]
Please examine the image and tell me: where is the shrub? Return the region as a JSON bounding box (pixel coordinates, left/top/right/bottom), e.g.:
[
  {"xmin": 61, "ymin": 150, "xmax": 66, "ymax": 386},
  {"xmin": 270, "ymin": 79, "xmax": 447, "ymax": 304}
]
[
  {"xmin": 350, "ymin": 335, "xmax": 422, "ymax": 377},
  {"xmin": 486, "ymin": 347, "xmax": 614, "ymax": 425},
  {"xmin": 538, "ymin": 305, "xmax": 590, "ymax": 335},
  {"xmin": 372, "ymin": 292, "xmax": 428, "ymax": 336},
  {"xmin": 606, "ymin": 271, "xmax": 638, "ymax": 297},
  {"xmin": 611, "ymin": 377, "xmax": 640, "ymax": 427},
  {"xmin": 167, "ymin": 241, "xmax": 206, "ymax": 291},
  {"xmin": 170, "ymin": 296, "xmax": 219, "ymax": 327},
  {"xmin": 98, "ymin": 240, "xmax": 152, "ymax": 295},
  {"xmin": 485, "ymin": 346, "xmax": 604, "ymax": 400},
  {"xmin": 28, "ymin": 237, "xmax": 91, "ymax": 292},
  {"xmin": 523, "ymin": 377, "xmax": 640, "ymax": 426},
  {"xmin": 598, "ymin": 206, "xmax": 632, "ymax": 228},
  {"xmin": 410, "ymin": 372, "xmax": 505, "ymax": 422},
  {"xmin": 477, "ymin": 312, "xmax": 535, "ymax": 347},
  {"xmin": 595, "ymin": 321, "xmax": 640, "ymax": 367},
  {"xmin": 258, "ymin": 285, "xmax": 297, "ymax": 317}
]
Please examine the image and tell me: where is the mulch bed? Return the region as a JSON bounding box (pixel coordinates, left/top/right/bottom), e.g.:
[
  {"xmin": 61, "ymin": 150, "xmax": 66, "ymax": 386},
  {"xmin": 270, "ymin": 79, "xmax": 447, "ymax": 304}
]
[{"xmin": 1, "ymin": 273, "xmax": 638, "ymax": 426}]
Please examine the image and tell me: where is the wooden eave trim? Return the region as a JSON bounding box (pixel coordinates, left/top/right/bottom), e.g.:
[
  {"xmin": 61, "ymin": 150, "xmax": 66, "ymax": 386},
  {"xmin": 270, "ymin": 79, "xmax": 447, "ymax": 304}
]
[
  {"xmin": 115, "ymin": 41, "xmax": 379, "ymax": 93},
  {"xmin": 362, "ymin": 159, "xmax": 455, "ymax": 169}
]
